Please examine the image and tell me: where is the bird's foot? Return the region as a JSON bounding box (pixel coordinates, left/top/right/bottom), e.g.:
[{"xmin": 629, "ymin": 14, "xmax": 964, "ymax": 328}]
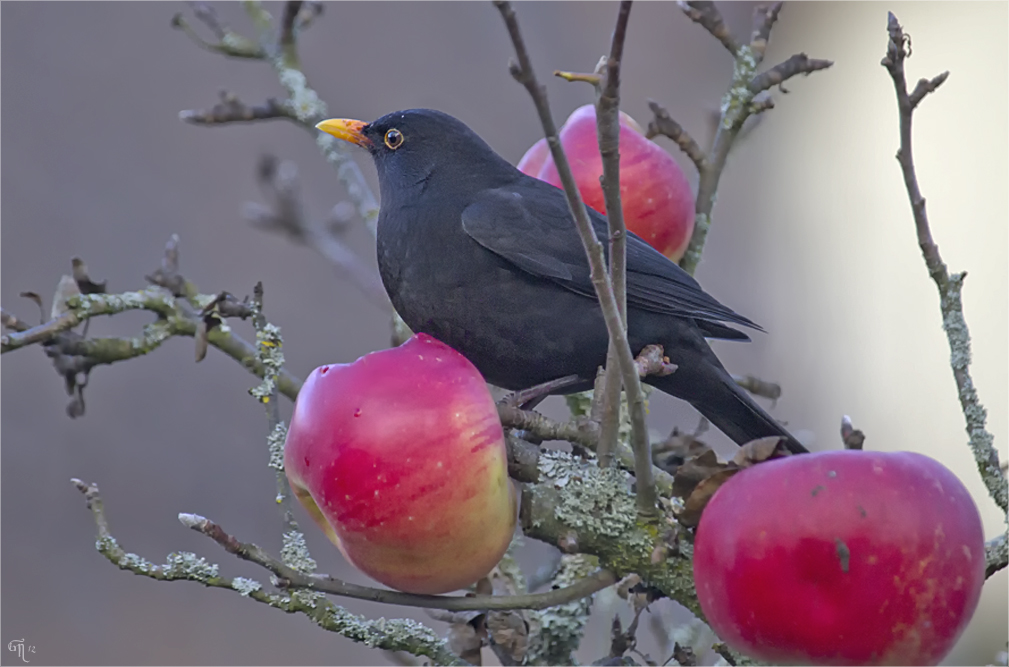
[{"xmin": 499, "ymin": 374, "xmax": 584, "ymax": 411}]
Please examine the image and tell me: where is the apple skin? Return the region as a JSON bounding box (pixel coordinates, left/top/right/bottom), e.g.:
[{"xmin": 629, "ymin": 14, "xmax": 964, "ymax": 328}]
[
  {"xmin": 515, "ymin": 108, "xmax": 644, "ymax": 178},
  {"xmin": 530, "ymin": 104, "xmax": 695, "ymax": 261},
  {"xmin": 693, "ymin": 450, "xmax": 985, "ymax": 666},
  {"xmin": 516, "ymin": 137, "xmax": 550, "ymax": 178},
  {"xmin": 284, "ymin": 333, "xmax": 517, "ymax": 594}
]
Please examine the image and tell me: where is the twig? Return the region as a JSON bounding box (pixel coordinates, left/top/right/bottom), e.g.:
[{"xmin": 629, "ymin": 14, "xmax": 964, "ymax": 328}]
[
  {"xmin": 731, "ymin": 373, "xmax": 780, "ymax": 401},
  {"xmin": 678, "ymin": 1, "xmax": 738, "ymax": 56},
  {"xmin": 499, "ymin": 406, "xmax": 675, "ymax": 496},
  {"xmin": 986, "ymin": 532, "xmax": 1007, "ymax": 578},
  {"xmin": 659, "ymin": 3, "xmax": 833, "ymax": 276},
  {"xmin": 1, "ymin": 238, "xmax": 304, "ymax": 401},
  {"xmin": 71, "ymin": 480, "xmax": 464, "ymax": 665},
  {"xmin": 179, "ymin": 511, "xmax": 617, "ymax": 611},
  {"xmin": 645, "ymin": 100, "xmax": 706, "ymax": 173},
  {"xmin": 248, "ymin": 284, "xmax": 304, "ymax": 545},
  {"xmin": 882, "ymin": 12, "xmax": 1007, "ymax": 514},
  {"xmin": 175, "ymin": 2, "xmax": 381, "ymax": 236},
  {"xmin": 171, "ymin": 4, "xmax": 265, "ymax": 59},
  {"xmin": 0, "ymin": 307, "xmax": 30, "ymax": 332},
  {"xmin": 494, "ymin": 0, "xmax": 657, "ymax": 520},
  {"xmin": 180, "ymin": 91, "xmax": 295, "ymax": 125},
  {"xmin": 244, "ymin": 155, "xmax": 389, "ymax": 309},
  {"xmin": 749, "ymin": 53, "xmax": 834, "ymax": 94},
  {"xmin": 594, "ymin": 2, "xmax": 634, "ymax": 474}
]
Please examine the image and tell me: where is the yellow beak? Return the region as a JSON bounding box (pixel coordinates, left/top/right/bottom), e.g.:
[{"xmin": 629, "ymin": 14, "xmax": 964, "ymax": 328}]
[{"xmin": 315, "ymin": 118, "xmax": 372, "ymax": 148}]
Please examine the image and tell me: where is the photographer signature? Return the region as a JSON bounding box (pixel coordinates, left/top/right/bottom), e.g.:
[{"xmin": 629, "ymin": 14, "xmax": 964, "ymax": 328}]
[{"xmin": 7, "ymin": 639, "xmax": 36, "ymax": 663}]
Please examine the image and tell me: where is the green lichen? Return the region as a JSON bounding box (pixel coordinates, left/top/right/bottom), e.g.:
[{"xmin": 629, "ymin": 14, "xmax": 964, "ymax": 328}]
[
  {"xmin": 267, "ymin": 421, "xmax": 287, "ymax": 471},
  {"xmin": 250, "ymin": 322, "xmax": 285, "ymax": 402},
  {"xmin": 720, "ymin": 45, "xmax": 758, "ymax": 130},
  {"xmin": 278, "ymin": 68, "xmax": 327, "ymax": 122},
  {"xmin": 281, "ymin": 530, "xmax": 317, "ymax": 574},
  {"xmin": 232, "ymin": 576, "xmax": 263, "ymax": 597},
  {"xmin": 163, "ymin": 551, "xmax": 219, "ymax": 581},
  {"xmin": 527, "ymin": 554, "xmax": 597, "ymax": 665}
]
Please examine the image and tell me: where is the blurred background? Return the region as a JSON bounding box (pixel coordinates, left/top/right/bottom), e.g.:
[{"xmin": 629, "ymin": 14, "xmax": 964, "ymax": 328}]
[{"xmin": 2, "ymin": 2, "xmax": 1005, "ymax": 665}]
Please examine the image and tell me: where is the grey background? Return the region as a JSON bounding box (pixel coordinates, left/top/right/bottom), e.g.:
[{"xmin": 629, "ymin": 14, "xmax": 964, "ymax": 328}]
[{"xmin": 2, "ymin": 2, "xmax": 1006, "ymax": 665}]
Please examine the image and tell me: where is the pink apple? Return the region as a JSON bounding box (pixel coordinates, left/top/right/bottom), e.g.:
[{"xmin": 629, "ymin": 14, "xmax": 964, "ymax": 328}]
[
  {"xmin": 284, "ymin": 333, "xmax": 517, "ymax": 594},
  {"xmin": 527, "ymin": 104, "xmax": 695, "ymax": 261},
  {"xmin": 693, "ymin": 450, "xmax": 985, "ymax": 665}
]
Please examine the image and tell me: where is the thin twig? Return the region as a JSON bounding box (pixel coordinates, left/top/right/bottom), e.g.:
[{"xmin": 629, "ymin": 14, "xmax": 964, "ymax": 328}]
[
  {"xmin": 749, "ymin": 53, "xmax": 834, "ymax": 94},
  {"xmin": 498, "ymin": 405, "xmax": 675, "ymax": 496},
  {"xmin": 180, "ymin": 511, "xmax": 617, "ymax": 611},
  {"xmin": 882, "ymin": 12, "xmax": 1007, "ymax": 514},
  {"xmin": 494, "ymin": 0, "xmax": 657, "ymax": 520},
  {"xmin": 668, "ymin": 2, "xmax": 832, "ymax": 275},
  {"xmin": 595, "ymin": 2, "xmax": 634, "ymax": 472},
  {"xmin": 678, "ymin": 1, "xmax": 738, "ymax": 56},
  {"xmin": 1, "ymin": 239, "xmax": 304, "ymax": 401},
  {"xmin": 645, "ymin": 100, "xmax": 706, "ymax": 173},
  {"xmin": 180, "ymin": 91, "xmax": 295, "ymax": 125},
  {"xmin": 71, "ymin": 480, "xmax": 464, "ymax": 665}
]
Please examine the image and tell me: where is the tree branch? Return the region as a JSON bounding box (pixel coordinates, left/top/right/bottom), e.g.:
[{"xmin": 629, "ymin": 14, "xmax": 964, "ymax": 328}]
[
  {"xmin": 175, "ymin": 1, "xmax": 380, "ymax": 236},
  {"xmin": 678, "ymin": 1, "xmax": 738, "ymax": 56},
  {"xmin": 179, "ymin": 90, "xmax": 295, "ymax": 125},
  {"xmin": 882, "ymin": 12, "xmax": 1007, "ymax": 514},
  {"xmin": 1, "ymin": 238, "xmax": 304, "ymax": 402},
  {"xmin": 645, "ymin": 100, "xmax": 706, "ymax": 173},
  {"xmin": 656, "ymin": 3, "xmax": 833, "ymax": 276},
  {"xmin": 594, "ymin": 2, "xmax": 634, "ymax": 474},
  {"xmin": 748, "ymin": 53, "xmax": 834, "ymax": 94},
  {"xmin": 72, "ymin": 479, "xmax": 465, "ymax": 665},
  {"xmin": 494, "ymin": 0, "xmax": 658, "ymax": 520},
  {"xmin": 986, "ymin": 532, "xmax": 1008, "ymax": 578}
]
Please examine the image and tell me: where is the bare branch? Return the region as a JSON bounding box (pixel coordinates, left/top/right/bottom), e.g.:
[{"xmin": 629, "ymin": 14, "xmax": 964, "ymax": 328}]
[
  {"xmin": 180, "ymin": 91, "xmax": 295, "ymax": 125},
  {"xmin": 675, "ymin": 2, "xmax": 831, "ymax": 276},
  {"xmin": 749, "ymin": 53, "xmax": 835, "ymax": 94},
  {"xmin": 180, "ymin": 510, "xmax": 618, "ymax": 611},
  {"xmin": 246, "ymin": 155, "xmax": 389, "ymax": 310},
  {"xmin": 677, "ymin": 1, "xmax": 738, "ymax": 56},
  {"xmin": 646, "ymin": 100, "xmax": 706, "ymax": 173},
  {"xmin": 494, "ymin": 0, "xmax": 658, "ymax": 520},
  {"xmin": 497, "ymin": 405, "xmax": 675, "ymax": 496},
  {"xmin": 1, "ymin": 239, "xmax": 304, "ymax": 402},
  {"xmin": 909, "ymin": 71, "xmax": 950, "ymax": 109},
  {"xmin": 748, "ymin": 1, "xmax": 783, "ymax": 60},
  {"xmin": 171, "ymin": 5, "xmax": 265, "ymax": 59},
  {"xmin": 71, "ymin": 480, "xmax": 464, "ymax": 665},
  {"xmin": 596, "ymin": 1, "xmax": 635, "ymax": 475},
  {"xmin": 986, "ymin": 532, "xmax": 1007, "ymax": 578},
  {"xmin": 731, "ymin": 373, "xmax": 781, "ymax": 401},
  {"xmin": 882, "ymin": 12, "xmax": 1007, "ymax": 514}
]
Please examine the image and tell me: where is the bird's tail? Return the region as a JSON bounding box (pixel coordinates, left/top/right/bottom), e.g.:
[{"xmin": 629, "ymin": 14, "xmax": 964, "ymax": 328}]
[{"xmin": 648, "ymin": 363, "xmax": 807, "ymax": 454}]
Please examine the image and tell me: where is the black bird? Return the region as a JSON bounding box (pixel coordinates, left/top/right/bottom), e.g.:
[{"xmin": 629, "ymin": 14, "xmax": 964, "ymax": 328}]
[{"xmin": 317, "ymin": 109, "xmax": 806, "ymax": 454}]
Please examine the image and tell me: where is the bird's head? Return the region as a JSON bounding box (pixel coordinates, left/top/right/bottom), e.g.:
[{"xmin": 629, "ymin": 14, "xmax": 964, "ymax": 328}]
[{"xmin": 316, "ymin": 109, "xmax": 518, "ymax": 197}]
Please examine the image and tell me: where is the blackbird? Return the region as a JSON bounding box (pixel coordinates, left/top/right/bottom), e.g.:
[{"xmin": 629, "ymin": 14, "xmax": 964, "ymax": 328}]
[{"xmin": 317, "ymin": 109, "xmax": 806, "ymax": 454}]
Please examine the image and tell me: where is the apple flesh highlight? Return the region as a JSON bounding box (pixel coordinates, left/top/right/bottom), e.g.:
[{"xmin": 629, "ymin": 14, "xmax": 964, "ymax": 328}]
[
  {"xmin": 693, "ymin": 449, "xmax": 986, "ymax": 666},
  {"xmin": 284, "ymin": 333, "xmax": 517, "ymax": 594}
]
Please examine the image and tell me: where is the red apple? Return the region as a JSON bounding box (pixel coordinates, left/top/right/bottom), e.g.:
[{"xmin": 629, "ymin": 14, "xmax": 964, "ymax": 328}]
[
  {"xmin": 530, "ymin": 104, "xmax": 695, "ymax": 261},
  {"xmin": 516, "ymin": 108, "xmax": 644, "ymax": 178},
  {"xmin": 517, "ymin": 137, "xmax": 550, "ymax": 177},
  {"xmin": 284, "ymin": 333, "xmax": 517, "ymax": 594},
  {"xmin": 693, "ymin": 450, "xmax": 985, "ymax": 665}
]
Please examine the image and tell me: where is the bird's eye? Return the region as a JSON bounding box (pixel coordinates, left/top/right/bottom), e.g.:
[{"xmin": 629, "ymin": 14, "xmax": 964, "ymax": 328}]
[{"xmin": 384, "ymin": 129, "xmax": 404, "ymax": 150}]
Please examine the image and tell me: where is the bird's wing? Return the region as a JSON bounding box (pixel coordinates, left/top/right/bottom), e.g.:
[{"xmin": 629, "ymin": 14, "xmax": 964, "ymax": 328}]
[{"xmin": 461, "ymin": 182, "xmax": 761, "ymax": 333}]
